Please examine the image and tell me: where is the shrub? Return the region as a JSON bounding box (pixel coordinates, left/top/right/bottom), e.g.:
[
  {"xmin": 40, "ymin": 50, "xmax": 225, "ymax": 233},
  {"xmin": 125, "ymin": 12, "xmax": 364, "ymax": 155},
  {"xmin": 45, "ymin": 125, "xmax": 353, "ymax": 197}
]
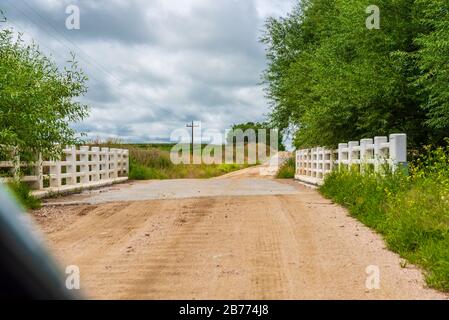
[
  {"xmin": 7, "ymin": 180, "xmax": 41, "ymax": 210},
  {"xmin": 0, "ymin": 26, "xmax": 89, "ymax": 160},
  {"xmin": 217, "ymin": 163, "xmax": 240, "ymax": 174},
  {"xmin": 320, "ymin": 146, "xmax": 449, "ymax": 291},
  {"xmin": 276, "ymin": 157, "xmax": 295, "ymax": 179},
  {"xmin": 129, "ymin": 147, "xmax": 173, "ymax": 169},
  {"xmin": 129, "ymin": 160, "xmax": 167, "ymax": 180}
]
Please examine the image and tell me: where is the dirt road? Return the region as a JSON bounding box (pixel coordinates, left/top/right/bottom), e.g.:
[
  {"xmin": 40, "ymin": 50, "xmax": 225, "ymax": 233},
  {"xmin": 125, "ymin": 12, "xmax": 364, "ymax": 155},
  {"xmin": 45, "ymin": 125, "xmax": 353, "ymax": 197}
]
[{"xmin": 32, "ymin": 167, "xmax": 447, "ymax": 299}]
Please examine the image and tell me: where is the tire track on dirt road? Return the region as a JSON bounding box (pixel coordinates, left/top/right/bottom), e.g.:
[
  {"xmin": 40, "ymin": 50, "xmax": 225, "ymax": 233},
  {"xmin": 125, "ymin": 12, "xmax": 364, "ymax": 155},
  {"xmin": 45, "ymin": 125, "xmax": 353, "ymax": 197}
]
[{"xmin": 32, "ymin": 177, "xmax": 448, "ymax": 300}]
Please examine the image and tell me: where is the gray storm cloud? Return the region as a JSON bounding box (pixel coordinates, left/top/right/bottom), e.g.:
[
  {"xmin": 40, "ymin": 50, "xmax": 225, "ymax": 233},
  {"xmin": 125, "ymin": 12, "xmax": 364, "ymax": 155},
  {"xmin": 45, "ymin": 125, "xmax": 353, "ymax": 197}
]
[{"xmin": 1, "ymin": 0, "xmax": 294, "ymax": 142}]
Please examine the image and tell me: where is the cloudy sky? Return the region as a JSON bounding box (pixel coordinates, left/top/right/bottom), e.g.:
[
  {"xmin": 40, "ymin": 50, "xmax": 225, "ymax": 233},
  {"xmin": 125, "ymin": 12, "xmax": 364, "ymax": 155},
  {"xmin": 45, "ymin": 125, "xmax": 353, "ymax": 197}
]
[{"xmin": 1, "ymin": 0, "xmax": 295, "ymax": 143}]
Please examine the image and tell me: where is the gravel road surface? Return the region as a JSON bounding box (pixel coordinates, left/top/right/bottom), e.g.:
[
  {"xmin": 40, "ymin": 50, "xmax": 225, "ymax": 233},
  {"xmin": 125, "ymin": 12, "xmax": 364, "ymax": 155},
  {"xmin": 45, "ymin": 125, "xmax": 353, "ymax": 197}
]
[{"xmin": 32, "ymin": 167, "xmax": 447, "ymax": 299}]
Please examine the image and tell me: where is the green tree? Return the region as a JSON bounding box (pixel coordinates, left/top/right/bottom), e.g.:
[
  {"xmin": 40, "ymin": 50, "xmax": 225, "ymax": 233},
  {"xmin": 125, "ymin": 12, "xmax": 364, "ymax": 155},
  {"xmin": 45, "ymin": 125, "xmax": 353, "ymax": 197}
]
[
  {"xmin": 262, "ymin": 0, "xmax": 449, "ymax": 149},
  {"xmin": 0, "ymin": 17, "xmax": 89, "ymax": 160},
  {"xmin": 227, "ymin": 122, "xmax": 285, "ymax": 151},
  {"xmin": 414, "ymin": 0, "xmax": 449, "ymax": 133}
]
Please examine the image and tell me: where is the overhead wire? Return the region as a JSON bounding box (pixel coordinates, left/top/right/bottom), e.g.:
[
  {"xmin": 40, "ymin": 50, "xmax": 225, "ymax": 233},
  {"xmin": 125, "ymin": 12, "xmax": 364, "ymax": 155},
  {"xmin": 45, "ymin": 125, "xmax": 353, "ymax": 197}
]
[{"xmin": 3, "ymin": 0, "xmax": 160, "ymax": 113}]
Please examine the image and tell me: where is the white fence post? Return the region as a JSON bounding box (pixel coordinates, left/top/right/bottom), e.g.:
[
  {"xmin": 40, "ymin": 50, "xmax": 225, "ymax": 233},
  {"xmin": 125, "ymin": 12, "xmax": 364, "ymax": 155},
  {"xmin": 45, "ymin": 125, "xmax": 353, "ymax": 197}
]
[
  {"xmin": 102, "ymin": 147, "xmax": 110, "ymax": 180},
  {"xmin": 49, "ymin": 160, "xmax": 62, "ymax": 188},
  {"xmin": 12, "ymin": 147, "xmax": 20, "ymax": 182},
  {"xmin": 3, "ymin": 145, "xmax": 129, "ymax": 195},
  {"xmin": 125, "ymin": 149, "xmax": 129, "ymax": 176},
  {"xmin": 338, "ymin": 143, "xmax": 348, "ymax": 170},
  {"xmin": 79, "ymin": 146, "xmax": 90, "ymax": 184},
  {"xmin": 360, "ymin": 138, "xmax": 373, "ymax": 173},
  {"xmin": 374, "ymin": 136, "xmax": 388, "ymax": 172},
  {"xmin": 312, "ymin": 148, "xmax": 318, "ymax": 179},
  {"xmin": 295, "ymin": 133, "xmax": 407, "ymax": 185},
  {"xmin": 111, "ymin": 148, "xmax": 119, "ymax": 179},
  {"xmin": 319, "ymin": 147, "xmax": 325, "ymax": 180},
  {"xmin": 348, "ymin": 141, "xmax": 359, "ymax": 168},
  {"xmin": 389, "ymin": 133, "xmax": 407, "ymax": 171},
  {"xmin": 34, "ymin": 153, "xmax": 44, "ymax": 190},
  {"xmin": 66, "ymin": 146, "xmax": 77, "ymax": 185},
  {"xmin": 91, "ymin": 147, "xmax": 100, "ymax": 182}
]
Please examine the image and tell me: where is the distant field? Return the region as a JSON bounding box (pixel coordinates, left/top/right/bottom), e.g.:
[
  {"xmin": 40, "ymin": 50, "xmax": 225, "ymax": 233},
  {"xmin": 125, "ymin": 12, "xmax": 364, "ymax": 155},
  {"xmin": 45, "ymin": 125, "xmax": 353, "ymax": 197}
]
[{"xmin": 93, "ymin": 143, "xmax": 263, "ymax": 180}]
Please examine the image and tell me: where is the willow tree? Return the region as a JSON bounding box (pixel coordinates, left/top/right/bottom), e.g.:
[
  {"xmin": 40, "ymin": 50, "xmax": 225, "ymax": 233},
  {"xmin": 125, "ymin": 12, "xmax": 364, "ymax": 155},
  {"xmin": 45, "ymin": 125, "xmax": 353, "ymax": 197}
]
[
  {"xmin": 262, "ymin": 0, "xmax": 448, "ymax": 148},
  {"xmin": 0, "ymin": 17, "xmax": 89, "ymax": 160},
  {"xmin": 415, "ymin": 0, "xmax": 449, "ymax": 134}
]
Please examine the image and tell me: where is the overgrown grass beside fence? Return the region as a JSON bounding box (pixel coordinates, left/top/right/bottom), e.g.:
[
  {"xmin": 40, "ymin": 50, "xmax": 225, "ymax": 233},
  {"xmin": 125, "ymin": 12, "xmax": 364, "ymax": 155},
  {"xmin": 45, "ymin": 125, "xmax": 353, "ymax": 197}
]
[
  {"xmin": 6, "ymin": 181, "xmax": 41, "ymax": 210},
  {"xmin": 276, "ymin": 156, "xmax": 295, "ymax": 179},
  {"xmin": 95, "ymin": 143, "xmax": 252, "ymax": 180},
  {"xmin": 320, "ymin": 144, "xmax": 449, "ymax": 292}
]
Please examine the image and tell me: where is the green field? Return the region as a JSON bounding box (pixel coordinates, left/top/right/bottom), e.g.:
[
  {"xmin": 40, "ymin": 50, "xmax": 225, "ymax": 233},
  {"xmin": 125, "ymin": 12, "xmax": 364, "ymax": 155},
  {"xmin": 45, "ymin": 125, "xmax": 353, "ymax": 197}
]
[{"xmin": 97, "ymin": 143, "xmax": 257, "ymax": 180}]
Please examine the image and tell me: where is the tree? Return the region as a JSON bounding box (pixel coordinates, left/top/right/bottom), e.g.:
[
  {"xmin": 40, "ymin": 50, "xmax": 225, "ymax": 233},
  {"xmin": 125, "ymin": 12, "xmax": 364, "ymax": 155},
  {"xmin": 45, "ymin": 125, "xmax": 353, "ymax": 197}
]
[
  {"xmin": 0, "ymin": 17, "xmax": 89, "ymax": 160},
  {"xmin": 414, "ymin": 0, "xmax": 449, "ymax": 133},
  {"xmin": 262, "ymin": 0, "xmax": 449, "ymax": 149},
  {"xmin": 227, "ymin": 122, "xmax": 285, "ymax": 151}
]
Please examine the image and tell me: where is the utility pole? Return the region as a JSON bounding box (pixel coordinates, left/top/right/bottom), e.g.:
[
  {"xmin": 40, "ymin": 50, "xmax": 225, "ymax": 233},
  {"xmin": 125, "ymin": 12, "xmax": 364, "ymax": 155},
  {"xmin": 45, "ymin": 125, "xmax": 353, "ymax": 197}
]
[{"xmin": 186, "ymin": 121, "xmax": 199, "ymax": 157}]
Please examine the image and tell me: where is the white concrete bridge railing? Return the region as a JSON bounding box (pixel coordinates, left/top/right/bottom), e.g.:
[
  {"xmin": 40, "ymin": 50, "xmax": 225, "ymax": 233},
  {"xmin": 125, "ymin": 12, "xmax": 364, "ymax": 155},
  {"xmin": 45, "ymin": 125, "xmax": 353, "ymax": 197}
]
[
  {"xmin": 0, "ymin": 146, "xmax": 129, "ymax": 198},
  {"xmin": 295, "ymin": 134, "xmax": 407, "ymax": 186}
]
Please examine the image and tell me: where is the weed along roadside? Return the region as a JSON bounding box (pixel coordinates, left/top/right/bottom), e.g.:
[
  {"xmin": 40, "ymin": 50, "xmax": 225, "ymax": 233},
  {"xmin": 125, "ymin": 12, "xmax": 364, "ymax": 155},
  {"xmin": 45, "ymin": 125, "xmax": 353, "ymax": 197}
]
[{"xmin": 318, "ymin": 144, "xmax": 449, "ymax": 292}]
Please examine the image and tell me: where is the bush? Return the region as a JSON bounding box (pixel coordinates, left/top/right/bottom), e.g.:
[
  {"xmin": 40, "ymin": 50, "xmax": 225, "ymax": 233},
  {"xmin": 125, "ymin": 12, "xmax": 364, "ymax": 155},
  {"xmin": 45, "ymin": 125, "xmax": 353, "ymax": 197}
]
[
  {"xmin": 0, "ymin": 25, "xmax": 89, "ymax": 160},
  {"xmin": 320, "ymin": 146, "xmax": 449, "ymax": 292},
  {"xmin": 217, "ymin": 163, "xmax": 240, "ymax": 174},
  {"xmin": 129, "ymin": 147, "xmax": 173, "ymax": 170},
  {"xmin": 7, "ymin": 180, "xmax": 41, "ymax": 210},
  {"xmin": 276, "ymin": 157, "xmax": 295, "ymax": 179},
  {"xmin": 129, "ymin": 160, "xmax": 167, "ymax": 180},
  {"xmin": 262, "ymin": 0, "xmax": 449, "ymax": 149}
]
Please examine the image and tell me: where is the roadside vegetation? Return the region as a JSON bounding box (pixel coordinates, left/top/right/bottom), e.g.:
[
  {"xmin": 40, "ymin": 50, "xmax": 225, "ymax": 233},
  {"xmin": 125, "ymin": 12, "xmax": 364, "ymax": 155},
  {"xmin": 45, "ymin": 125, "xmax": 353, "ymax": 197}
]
[
  {"xmin": 276, "ymin": 156, "xmax": 295, "ymax": 179},
  {"xmin": 0, "ymin": 23, "xmax": 88, "ymax": 160},
  {"xmin": 7, "ymin": 180, "xmax": 41, "ymax": 210},
  {"xmin": 128, "ymin": 145, "xmax": 249, "ymax": 180},
  {"xmin": 320, "ymin": 144, "xmax": 449, "ymax": 291},
  {"xmin": 262, "ymin": 0, "xmax": 449, "ymax": 148},
  {"xmin": 1, "ymin": 12, "xmax": 88, "ymax": 207},
  {"xmin": 228, "ymin": 122, "xmax": 285, "ymax": 151},
  {"xmin": 263, "ymin": 0, "xmax": 449, "ymax": 292},
  {"xmin": 94, "ymin": 142, "xmax": 253, "ymax": 180}
]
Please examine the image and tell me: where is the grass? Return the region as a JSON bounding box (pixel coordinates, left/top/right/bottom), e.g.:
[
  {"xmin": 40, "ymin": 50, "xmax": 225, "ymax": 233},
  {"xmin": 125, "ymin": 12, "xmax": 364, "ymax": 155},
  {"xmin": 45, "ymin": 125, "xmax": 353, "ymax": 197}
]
[
  {"xmin": 93, "ymin": 142, "xmax": 256, "ymax": 180},
  {"xmin": 7, "ymin": 180, "xmax": 41, "ymax": 210},
  {"xmin": 320, "ymin": 145, "xmax": 449, "ymax": 292},
  {"xmin": 276, "ymin": 156, "xmax": 295, "ymax": 179}
]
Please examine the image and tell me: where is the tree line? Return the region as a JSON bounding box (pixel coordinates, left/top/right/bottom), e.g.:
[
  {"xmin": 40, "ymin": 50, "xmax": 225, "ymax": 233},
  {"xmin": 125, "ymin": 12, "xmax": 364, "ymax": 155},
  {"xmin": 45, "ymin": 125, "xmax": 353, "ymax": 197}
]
[{"xmin": 261, "ymin": 0, "xmax": 449, "ymax": 149}]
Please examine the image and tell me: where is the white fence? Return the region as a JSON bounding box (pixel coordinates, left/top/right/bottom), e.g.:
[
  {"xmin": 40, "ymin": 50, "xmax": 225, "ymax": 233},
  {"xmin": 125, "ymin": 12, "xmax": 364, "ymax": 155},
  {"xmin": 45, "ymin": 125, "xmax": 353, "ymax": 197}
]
[
  {"xmin": 0, "ymin": 146, "xmax": 129, "ymax": 197},
  {"xmin": 295, "ymin": 134, "xmax": 407, "ymax": 186}
]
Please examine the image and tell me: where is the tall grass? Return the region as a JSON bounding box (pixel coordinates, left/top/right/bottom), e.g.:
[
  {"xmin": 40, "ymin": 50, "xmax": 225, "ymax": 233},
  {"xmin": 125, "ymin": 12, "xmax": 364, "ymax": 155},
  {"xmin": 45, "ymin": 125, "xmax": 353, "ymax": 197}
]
[
  {"xmin": 320, "ymin": 145, "xmax": 449, "ymax": 291},
  {"xmin": 91, "ymin": 142, "xmax": 253, "ymax": 180},
  {"xmin": 276, "ymin": 156, "xmax": 295, "ymax": 179},
  {"xmin": 7, "ymin": 180, "xmax": 41, "ymax": 210}
]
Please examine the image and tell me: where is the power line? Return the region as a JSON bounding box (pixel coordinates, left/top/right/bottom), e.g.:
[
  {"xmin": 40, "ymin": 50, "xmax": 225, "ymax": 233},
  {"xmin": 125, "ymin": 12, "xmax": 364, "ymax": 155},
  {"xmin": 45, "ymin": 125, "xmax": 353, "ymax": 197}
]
[
  {"xmin": 21, "ymin": 0, "xmax": 123, "ymax": 86},
  {"xmin": 5, "ymin": 0, "xmax": 120, "ymax": 85},
  {"xmin": 3, "ymin": 0, "xmax": 160, "ymax": 113},
  {"xmin": 4, "ymin": 16, "xmax": 68, "ymax": 63},
  {"xmin": 186, "ymin": 121, "xmax": 200, "ymax": 156},
  {"xmin": 5, "ymin": 16, "xmax": 112, "ymax": 99},
  {"xmin": 3, "ymin": 15, "xmax": 157, "ymax": 133}
]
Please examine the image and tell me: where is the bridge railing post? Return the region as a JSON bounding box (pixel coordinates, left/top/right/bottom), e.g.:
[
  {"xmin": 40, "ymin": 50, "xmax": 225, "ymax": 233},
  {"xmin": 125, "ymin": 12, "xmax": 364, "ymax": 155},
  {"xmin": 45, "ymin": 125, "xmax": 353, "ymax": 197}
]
[
  {"xmin": 374, "ymin": 136, "xmax": 388, "ymax": 172},
  {"xmin": 389, "ymin": 133, "xmax": 407, "ymax": 172},
  {"xmin": 360, "ymin": 138, "xmax": 373, "ymax": 174},
  {"xmin": 295, "ymin": 133, "xmax": 407, "ymax": 186}
]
